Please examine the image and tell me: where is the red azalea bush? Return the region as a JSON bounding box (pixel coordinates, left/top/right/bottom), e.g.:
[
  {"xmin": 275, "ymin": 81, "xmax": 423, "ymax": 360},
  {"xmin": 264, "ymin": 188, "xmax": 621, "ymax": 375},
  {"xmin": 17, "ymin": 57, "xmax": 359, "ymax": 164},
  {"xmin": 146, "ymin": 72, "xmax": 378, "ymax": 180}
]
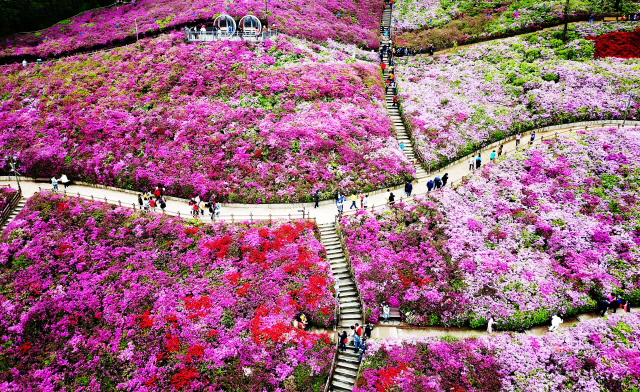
[
  {"xmin": 588, "ymin": 28, "xmax": 640, "ymax": 59},
  {"xmin": 0, "ymin": 192, "xmax": 336, "ymax": 390}
]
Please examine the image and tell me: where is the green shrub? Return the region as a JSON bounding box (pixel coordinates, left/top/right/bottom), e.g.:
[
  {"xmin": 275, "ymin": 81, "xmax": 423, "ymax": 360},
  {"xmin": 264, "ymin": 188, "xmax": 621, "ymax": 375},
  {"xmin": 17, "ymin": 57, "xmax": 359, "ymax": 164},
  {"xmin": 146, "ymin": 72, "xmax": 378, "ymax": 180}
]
[{"xmin": 542, "ymin": 73, "xmax": 559, "ymax": 83}]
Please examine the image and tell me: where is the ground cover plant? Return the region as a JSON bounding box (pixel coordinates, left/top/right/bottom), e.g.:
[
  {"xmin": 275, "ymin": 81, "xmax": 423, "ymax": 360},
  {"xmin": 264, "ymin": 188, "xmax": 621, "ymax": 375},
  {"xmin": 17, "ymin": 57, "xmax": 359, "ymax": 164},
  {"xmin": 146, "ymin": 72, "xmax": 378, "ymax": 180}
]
[
  {"xmin": 342, "ymin": 128, "xmax": 640, "ymax": 329},
  {"xmin": 0, "ymin": 0, "xmax": 383, "ymax": 61},
  {"xmin": 392, "ymin": 0, "xmax": 639, "ymax": 51},
  {"xmin": 0, "ymin": 191, "xmax": 337, "ymax": 390},
  {"xmin": 355, "ymin": 314, "xmax": 640, "ymax": 392},
  {"xmin": 587, "ymin": 27, "xmax": 640, "ymax": 58},
  {"xmin": 397, "ymin": 30, "xmax": 640, "ymax": 169},
  {"xmin": 0, "ymin": 33, "xmax": 413, "ymax": 203},
  {"xmin": 0, "ymin": 187, "xmax": 18, "ymax": 213}
]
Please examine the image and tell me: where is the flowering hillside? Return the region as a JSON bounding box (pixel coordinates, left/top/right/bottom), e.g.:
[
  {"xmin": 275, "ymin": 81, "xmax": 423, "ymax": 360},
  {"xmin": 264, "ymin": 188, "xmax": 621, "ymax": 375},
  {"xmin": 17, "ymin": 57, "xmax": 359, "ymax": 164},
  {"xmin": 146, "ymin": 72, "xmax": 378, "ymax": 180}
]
[
  {"xmin": 0, "ymin": 187, "xmax": 18, "ymax": 213},
  {"xmin": 0, "ymin": 192, "xmax": 337, "ymax": 390},
  {"xmin": 342, "ymin": 128, "xmax": 640, "ymax": 329},
  {"xmin": 0, "ymin": 34, "xmax": 413, "ymax": 203},
  {"xmin": 1, "ymin": 0, "xmax": 383, "ymax": 61},
  {"xmin": 397, "ymin": 34, "xmax": 639, "ymax": 168},
  {"xmin": 355, "ymin": 314, "xmax": 640, "ymax": 392}
]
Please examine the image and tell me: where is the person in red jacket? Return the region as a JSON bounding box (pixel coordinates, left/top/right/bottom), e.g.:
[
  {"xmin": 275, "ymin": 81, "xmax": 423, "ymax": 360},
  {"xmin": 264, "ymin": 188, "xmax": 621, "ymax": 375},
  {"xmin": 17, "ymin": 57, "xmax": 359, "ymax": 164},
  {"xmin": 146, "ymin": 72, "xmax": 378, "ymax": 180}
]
[{"xmin": 392, "ymin": 95, "xmax": 398, "ymax": 107}]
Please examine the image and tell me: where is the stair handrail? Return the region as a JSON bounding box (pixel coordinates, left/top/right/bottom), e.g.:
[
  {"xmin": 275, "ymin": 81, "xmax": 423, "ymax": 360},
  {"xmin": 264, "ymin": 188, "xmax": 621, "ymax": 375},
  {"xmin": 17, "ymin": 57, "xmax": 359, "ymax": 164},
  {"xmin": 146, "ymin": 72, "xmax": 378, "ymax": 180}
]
[
  {"xmin": 0, "ymin": 186, "xmax": 22, "ymax": 231},
  {"xmin": 322, "ymin": 338, "xmax": 340, "ymax": 392},
  {"xmin": 335, "ymin": 215, "xmax": 367, "ymax": 324}
]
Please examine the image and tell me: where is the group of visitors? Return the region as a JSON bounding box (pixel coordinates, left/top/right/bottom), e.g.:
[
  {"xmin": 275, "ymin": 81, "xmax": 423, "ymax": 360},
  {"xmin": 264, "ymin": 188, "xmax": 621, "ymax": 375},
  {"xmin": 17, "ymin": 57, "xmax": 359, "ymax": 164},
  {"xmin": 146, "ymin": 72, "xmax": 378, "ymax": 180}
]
[
  {"xmin": 598, "ymin": 295, "xmax": 632, "ymax": 317},
  {"xmin": 138, "ymin": 187, "xmax": 167, "ymax": 213},
  {"xmin": 392, "ymin": 44, "xmax": 435, "ymax": 58},
  {"xmin": 50, "ymin": 174, "xmax": 71, "ymax": 191},
  {"xmin": 292, "ymin": 313, "xmax": 308, "ymax": 330},
  {"xmin": 335, "ymin": 192, "xmax": 370, "ymax": 212},
  {"xmin": 468, "ymin": 132, "xmax": 540, "ymax": 172},
  {"xmin": 338, "ymin": 322, "xmax": 374, "ymax": 361},
  {"xmin": 426, "ymin": 173, "xmax": 448, "ymax": 192},
  {"xmin": 188, "ymin": 194, "xmax": 221, "ymax": 220}
]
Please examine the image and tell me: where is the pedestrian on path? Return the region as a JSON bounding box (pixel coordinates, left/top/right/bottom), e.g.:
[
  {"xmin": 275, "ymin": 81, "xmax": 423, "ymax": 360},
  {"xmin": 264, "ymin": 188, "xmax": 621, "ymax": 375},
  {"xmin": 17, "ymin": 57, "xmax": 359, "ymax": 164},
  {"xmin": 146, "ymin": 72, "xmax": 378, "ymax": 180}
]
[
  {"xmin": 380, "ymin": 62, "xmax": 386, "ymax": 71},
  {"xmin": 428, "ymin": 44, "xmax": 434, "ymax": 56},
  {"xmin": 469, "ymin": 156, "xmax": 475, "ymax": 171},
  {"xmin": 404, "ymin": 181, "xmax": 413, "ymax": 196},
  {"xmin": 490, "ymin": 150, "xmax": 496, "ymax": 162},
  {"xmin": 487, "ymin": 317, "xmax": 495, "ymax": 333},
  {"xmin": 385, "ymin": 188, "xmax": 391, "ymax": 203},
  {"xmin": 364, "ymin": 323, "xmax": 374, "ymax": 339},
  {"xmin": 597, "ymin": 299, "xmax": 610, "ymax": 317},
  {"xmin": 192, "ymin": 202, "xmax": 199, "ymax": 217},
  {"xmin": 51, "ymin": 177, "xmax": 58, "ymax": 191},
  {"xmin": 138, "ymin": 194, "xmax": 144, "ymax": 208},
  {"xmin": 391, "ymin": 81, "xmax": 397, "ymax": 95},
  {"xmin": 199, "ymin": 199, "xmax": 206, "ymax": 216},
  {"xmin": 589, "ymin": 13, "xmax": 594, "ymax": 25},
  {"xmin": 360, "ymin": 194, "xmax": 364, "ymax": 209},
  {"xmin": 352, "ymin": 330, "xmax": 361, "ymax": 353},
  {"xmin": 339, "ymin": 331, "xmax": 348, "ymax": 351},
  {"xmin": 497, "ymin": 144, "xmax": 503, "ymax": 157},
  {"xmin": 434, "ymin": 176, "xmax": 442, "ymax": 189},
  {"xmin": 623, "ymin": 299, "xmax": 632, "ymax": 312},
  {"xmin": 516, "ymin": 132, "xmax": 521, "ymax": 146},
  {"xmin": 149, "ymin": 198, "xmax": 156, "ymax": 212},
  {"xmin": 160, "ymin": 197, "xmax": 166, "ymax": 212},
  {"xmin": 334, "ymin": 190, "xmax": 339, "ymax": 206},
  {"xmin": 143, "ymin": 198, "xmax": 150, "ymax": 212},
  {"xmin": 337, "ymin": 197, "xmax": 344, "ymax": 213},
  {"xmin": 313, "ymin": 190, "xmax": 320, "ymax": 209},
  {"xmin": 442, "ymin": 173, "xmax": 449, "ymax": 187},
  {"xmin": 529, "ymin": 132, "xmax": 536, "ymax": 145},
  {"xmin": 388, "ymin": 192, "xmax": 395, "ymax": 206},
  {"xmin": 382, "ymin": 304, "xmax": 390, "ymax": 322},
  {"xmin": 548, "ymin": 313, "xmax": 563, "ymax": 332},
  {"xmin": 476, "ymin": 153, "xmax": 482, "ymax": 169},
  {"xmin": 60, "ymin": 174, "xmax": 70, "ymax": 189},
  {"xmin": 427, "ymin": 179, "xmax": 434, "ymax": 192},
  {"xmin": 349, "ymin": 194, "xmax": 358, "ymax": 209},
  {"xmin": 363, "ymin": 195, "xmax": 369, "ymax": 209}
]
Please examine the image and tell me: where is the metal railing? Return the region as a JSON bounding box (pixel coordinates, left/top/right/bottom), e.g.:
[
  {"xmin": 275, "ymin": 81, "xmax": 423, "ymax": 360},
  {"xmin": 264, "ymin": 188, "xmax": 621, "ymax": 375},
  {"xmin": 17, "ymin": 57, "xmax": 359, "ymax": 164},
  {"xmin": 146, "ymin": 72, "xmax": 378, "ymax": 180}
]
[
  {"xmin": 184, "ymin": 28, "xmax": 278, "ymax": 43},
  {"xmin": 39, "ymin": 188, "xmax": 314, "ymax": 224},
  {"xmin": 322, "ymin": 338, "xmax": 340, "ymax": 392},
  {"xmin": 334, "ymin": 217, "xmax": 367, "ymax": 326},
  {"xmin": 0, "ymin": 186, "xmax": 22, "ymax": 230}
]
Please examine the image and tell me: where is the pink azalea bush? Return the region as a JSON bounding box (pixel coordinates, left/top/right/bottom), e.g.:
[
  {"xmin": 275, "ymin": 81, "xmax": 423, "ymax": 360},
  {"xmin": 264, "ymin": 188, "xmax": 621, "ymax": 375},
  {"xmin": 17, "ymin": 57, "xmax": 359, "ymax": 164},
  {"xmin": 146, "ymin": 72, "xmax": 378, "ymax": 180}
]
[
  {"xmin": 342, "ymin": 128, "xmax": 640, "ymax": 329},
  {"xmin": 0, "ymin": 34, "xmax": 413, "ymax": 203},
  {"xmin": 0, "ymin": 191, "xmax": 337, "ymax": 390},
  {"xmin": 397, "ymin": 35, "xmax": 640, "ymax": 169},
  {"xmin": 1, "ymin": 0, "xmax": 383, "ymax": 61},
  {"xmin": 355, "ymin": 314, "xmax": 640, "ymax": 392},
  {"xmin": 0, "ymin": 187, "xmax": 18, "ymax": 213}
]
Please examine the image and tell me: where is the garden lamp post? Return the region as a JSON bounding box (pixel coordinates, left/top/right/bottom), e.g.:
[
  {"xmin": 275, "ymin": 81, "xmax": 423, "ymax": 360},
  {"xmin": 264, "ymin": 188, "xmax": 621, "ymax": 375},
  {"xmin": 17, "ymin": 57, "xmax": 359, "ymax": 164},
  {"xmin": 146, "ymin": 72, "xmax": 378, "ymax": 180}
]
[
  {"xmin": 264, "ymin": 0, "xmax": 268, "ymax": 29},
  {"xmin": 623, "ymin": 93, "xmax": 638, "ymax": 127},
  {"xmin": 5, "ymin": 155, "xmax": 21, "ymax": 192}
]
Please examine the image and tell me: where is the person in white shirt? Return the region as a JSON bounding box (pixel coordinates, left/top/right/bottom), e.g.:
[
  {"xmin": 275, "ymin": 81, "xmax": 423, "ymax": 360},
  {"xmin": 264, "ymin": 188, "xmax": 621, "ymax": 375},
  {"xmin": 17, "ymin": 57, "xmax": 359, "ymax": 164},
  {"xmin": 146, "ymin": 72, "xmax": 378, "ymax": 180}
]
[
  {"xmin": 59, "ymin": 174, "xmax": 70, "ymax": 189},
  {"xmin": 469, "ymin": 157, "xmax": 475, "ymax": 171},
  {"xmin": 487, "ymin": 317, "xmax": 495, "ymax": 333},
  {"xmin": 548, "ymin": 313, "xmax": 563, "ymax": 332},
  {"xmin": 382, "ymin": 304, "xmax": 390, "ymax": 322}
]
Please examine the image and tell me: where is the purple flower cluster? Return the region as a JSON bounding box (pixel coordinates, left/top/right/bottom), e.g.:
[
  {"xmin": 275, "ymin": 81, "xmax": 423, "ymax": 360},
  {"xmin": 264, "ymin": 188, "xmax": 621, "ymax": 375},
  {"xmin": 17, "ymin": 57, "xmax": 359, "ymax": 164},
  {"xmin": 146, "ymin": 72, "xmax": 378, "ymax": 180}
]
[
  {"xmin": 0, "ymin": 34, "xmax": 412, "ymax": 203},
  {"xmin": 0, "ymin": 192, "xmax": 337, "ymax": 390},
  {"xmin": 1, "ymin": 0, "xmax": 383, "ymax": 60},
  {"xmin": 398, "ymin": 35, "xmax": 639, "ymax": 166},
  {"xmin": 342, "ymin": 129, "xmax": 640, "ymax": 329},
  {"xmin": 0, "ymin": 187, "xmax": 18, "ymax": 213},
  {"xmin": 355, "ymin": 314, "xmax": 640, "ymax": 392}
]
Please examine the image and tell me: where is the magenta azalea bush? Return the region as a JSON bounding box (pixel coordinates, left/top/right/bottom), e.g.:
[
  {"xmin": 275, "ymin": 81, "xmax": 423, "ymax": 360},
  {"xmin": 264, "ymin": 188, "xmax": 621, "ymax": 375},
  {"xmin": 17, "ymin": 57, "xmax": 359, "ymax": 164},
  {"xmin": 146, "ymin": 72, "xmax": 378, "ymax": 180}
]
[
  {"xmin": 0, "ymin": 187, "xmax": 18, "ymax": 213},
  {"xmin": 342, "ymin": 128, "xmax": 640, "ymax": 329},
  {"xmin": 0, "ymin": 192, "xmax": 337, "ymax": 390},
  {"xmin": 0, "ymin": 34, "xmax": 412, "ymax": 203},
  {"xmin": 1, "ymin": 0, "xmax": 383, "ymax": 61},
  {"xmin": 355, "ymin": 314, "xmax": 640, "ymax": 392},
  {"xmin": 397, "ymin": 34, "xmax": 640, "ymax": 169}
]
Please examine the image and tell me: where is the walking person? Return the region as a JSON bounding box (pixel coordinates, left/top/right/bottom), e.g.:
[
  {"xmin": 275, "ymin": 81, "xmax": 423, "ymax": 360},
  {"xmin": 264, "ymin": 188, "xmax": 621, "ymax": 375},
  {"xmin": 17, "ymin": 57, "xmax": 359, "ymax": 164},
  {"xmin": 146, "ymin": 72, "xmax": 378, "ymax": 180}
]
[
  {"xmin": 159, "ymin": 197, "xmax": 166, "ymax": 213},
  {"xmin": 339, "ymin": 331, "xmax": 348, "ymax": 352},
  {"xmin": 363, "ymin": 195, "xmax": 369, "ymax": 209},
  {"xmin": 51, "ymin": 176, "xmax": 58, "ymax": 191},
  {"xmin": 487, "ymin": 316, "xmax": 495, "ymax": 334},
  {"xmin": 442, "ymin": 173, "xmax": 449, "ymax": 187},
  {"xmin": 138, "ymin": 194, "xmax": 144, "ymax": 209},
  {"xmin": 490, "ymin": 150, "xmax": 496, "ymax": 162},
  {"xmin": 529, "ymin": 132, "xmax": 536, "ymax": 145},
  {"xmin": 364, "ymin": 323, "xmax": 374, "ymax": 340},
  {"xmin": 598, "ymin": 299, "xmax": 610, "ymax": 317},
  {"xmin": 469, "ymin": 156, "xmax": 475, "ymax": 171},
  {"xmin": 434, "ymin": 176, "xmax": 442, "ymax": 190},
  {"xmin": 476, "ymin": 153, "xmax": 482, "ymax": 169},
  {"xmin": 349, "ymin": 194, "xmax": 358, "ymax": 209},
  {"xmin": 337, "ymin": 197, "xmax": 344, "ymax": 214},
  {"xmin": 404, "ymin": 181, "xmax": 413, "ymax": 197},
  {"xmin": 611, "ymin": 295, "xmax": 623, "ymax": 313},
  {"xmin": 214, "ymin": 202, "xmax": 221, "ymax": 217},
  {"xmin": 497, "ymin": 144, "xmax": 503, "ymax": 157},
  {"xmin": 192, "ymin": 202, "xmax": 199, "ymax": 218},
  {"xmin": 589, "ymin": 13, "xmax": 594, "ymax": 25},
  {"xmin": 313, "ymin": 190, "xmax": 320, "ymax": 209},
  {"xmin": 149, "ymin": 198, "xmax": 156, "ymax": 212},
  {"xmin": 358, "ymin": 340, "xmax": 367, "ymax": 362},
  {"xmin": 352, "ymin": 330, "xmax": 361, "ymax": 353},
  {"xmin": 388, "ymin": 192, "xmax": 395, "ymax": 206},
  {"xmin": 334, "ymin": 190, "xmax": 339, "ymax": 206},
  {"xmin": 392, "ymin": 95, "xmax": 398, "ymax": 107},
  {"xmin": 199, "ymin": 199, "xmax": 206, "ymax": 216},
  {"xmin": 60, "ymin": 174, "xmax": 70, "ymax": 189},
  {"xmin": 516, "ymin": 132, "xmax": 521, "ymax": 147},
  {"xmin": 548, "ymin": 313, "xmax": 563, "ymax": 332},
  {"xmin": 143, "ymin": 198, "xmax": 150, "ymax": 212},
  {"xmin": 427, "ymin": 179, "xmax": 434, "ymax": 192},
  {"xmin": 399, "ymin": 142, "xmax": 405, "ymax": 152},
  {"xmin": 428, "ymin": 44, "xmax": 434, "ymax": 56}
]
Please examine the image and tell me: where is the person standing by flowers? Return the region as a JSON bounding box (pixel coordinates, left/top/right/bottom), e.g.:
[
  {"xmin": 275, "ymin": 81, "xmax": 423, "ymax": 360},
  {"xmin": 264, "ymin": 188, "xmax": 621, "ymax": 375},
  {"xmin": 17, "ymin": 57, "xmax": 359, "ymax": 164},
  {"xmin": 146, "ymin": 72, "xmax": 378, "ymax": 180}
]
[
  {"xmin": 339, "ymin": 331, "xmax": 348, "ymax": 352},
  {"xmin": 529, "ymin": 132, "xmax": 536, "ymax": 145},
  {"xmin": 60, "ymin": 174, "xmax": 70, "ymax": 189},
  {"xmin": 497, "ymin": 144, "xmax": 503, "ymax": 157},
  {"xmin": 363, "ymin": 195, "xmax": 369, "ymax": 209},
  {"xmin": 442, "ymin": 173, "xmax": 449, "ymax": 187},
  {"xmin": 548, "ymin": 313, "xmax": 563, "ymax": 332},
  {"xmin": 516, "ymin": 132, "xmax": 521, "ymax": 147},
  {"xmin": 427, "ymin": 179, "xmax": 434, "ymax": 192},
  {"xmin": 399, "ymin": 142, "xmax": 405, "ymax": 151},
  {"xmin": 392, "ymin": 95, "xmax": 398, "ymax": 107},
  {"xmin": 51, "ymin": 176, "xmax": 58, "ymax": 191},
  {"xmin": 138, "ymin": 194, "xmax": 144, "ymax": 209},
  {"xmin": 382, "ymin": 304, "xmax": 390, "ymax": 322},
  {"xmin": 388, "ymin": 192, "xmax": 396, "ymax": 206},
  {"xmin": 469, "ymin": 156, "xmax": 475, "ymax": 171},
  {"xmin": 490, "ymin": 150, "xmax": 496, "ymax": 162},
  {"xmin": 486, "ymin": 316, "xmax": 495, "ymax": 333},
  {"xmin": 405, "ymin": 181, "xmax": 413, "ymax": 196},
  {"xmin": 334, "ymin": 190, "xmax": 339, "ymax": 207},
  {"xmin": 349, "ymin": 194, "xmax": 358, "ymax": 209},
  {"xmin": 476, "ymin": 153, "xmax": 482, "ymax": 169},
  {"xmin": 313, "ymin": 190, "xmax": 320, "ymax": 209}
]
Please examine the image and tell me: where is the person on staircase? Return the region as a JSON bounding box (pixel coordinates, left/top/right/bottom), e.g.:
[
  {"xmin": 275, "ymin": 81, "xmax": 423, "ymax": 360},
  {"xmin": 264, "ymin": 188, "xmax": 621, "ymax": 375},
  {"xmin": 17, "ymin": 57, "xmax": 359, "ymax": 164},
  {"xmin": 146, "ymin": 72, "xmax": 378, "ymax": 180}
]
[
  {"xmin": 358, "ymin": 340, "xmax": 367, "ymax": 362},
  {"xmin": 339, "ymin": 331, "xmax": 348, "ymax": 351},
  {"xmin": 392, "ymin": 95, "xmax": 398, "ymax": 107}
]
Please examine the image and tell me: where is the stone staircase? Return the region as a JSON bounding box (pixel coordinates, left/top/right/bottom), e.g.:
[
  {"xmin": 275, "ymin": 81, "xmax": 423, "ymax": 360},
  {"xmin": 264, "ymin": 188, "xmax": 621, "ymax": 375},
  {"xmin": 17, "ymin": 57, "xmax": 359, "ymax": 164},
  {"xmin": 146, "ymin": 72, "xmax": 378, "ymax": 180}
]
[
  {"xmin": 318, "ymin": 222, "xmax": 362, "ymax": 392},
  {"xmin": 380, "ymin": 5, "xmax": 429, "ymax": 180},
  {"xmin": 1, "ymin": 198, "xmax": 26, "ymax": 233}
]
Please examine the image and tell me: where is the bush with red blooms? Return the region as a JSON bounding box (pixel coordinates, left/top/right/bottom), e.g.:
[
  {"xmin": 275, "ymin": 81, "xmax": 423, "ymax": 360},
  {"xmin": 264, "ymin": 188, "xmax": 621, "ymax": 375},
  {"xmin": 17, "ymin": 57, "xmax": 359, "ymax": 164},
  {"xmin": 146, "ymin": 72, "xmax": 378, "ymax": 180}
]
[{"xmin": 587, "ymin": 28, "xmax": 640, "ymax": 58}]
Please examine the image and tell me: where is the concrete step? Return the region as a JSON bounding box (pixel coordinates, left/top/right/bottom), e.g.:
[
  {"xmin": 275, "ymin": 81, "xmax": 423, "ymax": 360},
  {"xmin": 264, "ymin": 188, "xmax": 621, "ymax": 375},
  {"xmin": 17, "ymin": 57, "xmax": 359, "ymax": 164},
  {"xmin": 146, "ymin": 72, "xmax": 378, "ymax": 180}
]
[
  {"xmin": 331, "ymin": 379, "xmax": 354, "ymax": 392},
  {"xmin": 333, "ymin": 373, "xmax": 357, "ymax": 385},
  {"xmin": 336, "ymin": 360, "xmax": 360, "ymax": 371}
]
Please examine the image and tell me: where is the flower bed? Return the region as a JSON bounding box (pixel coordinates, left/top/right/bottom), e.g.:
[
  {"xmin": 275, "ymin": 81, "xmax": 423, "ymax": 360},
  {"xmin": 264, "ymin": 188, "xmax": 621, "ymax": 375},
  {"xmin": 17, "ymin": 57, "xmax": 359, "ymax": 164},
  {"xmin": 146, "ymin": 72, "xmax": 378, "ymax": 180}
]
[
  {"xmin": 0, "ymin": 34, "xmax": 413, "ymax": 203},
  {"xmin": 587, "ymin": 27, "xmax": 640, "ymax": 58},
  {"xmin": 0, "ymin": 187, "xmax": 18, "ymax": 213},
  {"xmin": 1, "ymin": 0, "xmax": 383, "ymax": 61},
  {"xmin": 355, "ymin": 314, "xmax": 640, "ymax": 392},
  {"xmin": 342, "ymin": 129, "xmax": 640, "ymax": 329},
  {"xmin": 0, "ymin": 191, "xmax": 337, "ymax": 390},
  {"xmin": 397, "ymin": 34, "xmax": 639, "ymax": 168}
]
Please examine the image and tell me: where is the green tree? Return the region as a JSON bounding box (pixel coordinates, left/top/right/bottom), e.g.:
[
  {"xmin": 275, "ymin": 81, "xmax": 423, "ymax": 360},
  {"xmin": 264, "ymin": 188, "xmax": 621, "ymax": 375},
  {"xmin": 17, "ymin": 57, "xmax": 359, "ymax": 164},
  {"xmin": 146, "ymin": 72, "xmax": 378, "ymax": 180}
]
[{"xmin": 0, "ymin": 0, "xmax": 113, "ymax": 38}]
